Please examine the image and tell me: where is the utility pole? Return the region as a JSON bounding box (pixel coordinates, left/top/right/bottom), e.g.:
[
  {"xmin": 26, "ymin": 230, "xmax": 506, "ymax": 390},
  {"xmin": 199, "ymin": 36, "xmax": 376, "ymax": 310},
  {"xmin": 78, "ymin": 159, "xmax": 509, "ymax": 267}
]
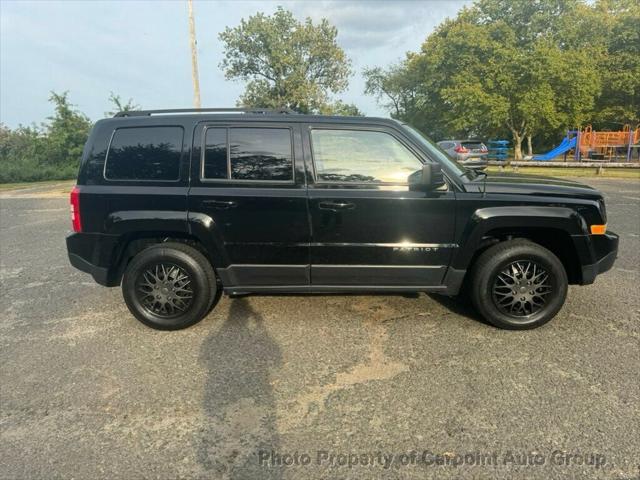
[{"xmin": 187, "ymin": 0, "xmax": 201, "ymax": 108}]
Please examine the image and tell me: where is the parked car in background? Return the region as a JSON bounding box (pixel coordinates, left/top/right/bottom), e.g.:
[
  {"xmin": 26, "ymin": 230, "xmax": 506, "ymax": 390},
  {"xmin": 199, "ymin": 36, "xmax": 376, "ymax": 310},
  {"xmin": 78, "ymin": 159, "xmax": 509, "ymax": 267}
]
[{"xmin": 437, "ymin": 139, "xmax": 488, "ymax": 169}]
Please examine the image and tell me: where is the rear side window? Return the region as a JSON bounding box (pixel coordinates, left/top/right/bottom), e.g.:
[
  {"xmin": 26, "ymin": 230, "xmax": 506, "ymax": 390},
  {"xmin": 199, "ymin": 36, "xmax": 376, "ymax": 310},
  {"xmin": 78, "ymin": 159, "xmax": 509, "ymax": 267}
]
[
  {"xmin": 202, "ymin": 127, "xmax": 293, "ymax": 182},
  {"xmin": 105, "ymin": 126, "xmax": 183, "ymax": 181}
]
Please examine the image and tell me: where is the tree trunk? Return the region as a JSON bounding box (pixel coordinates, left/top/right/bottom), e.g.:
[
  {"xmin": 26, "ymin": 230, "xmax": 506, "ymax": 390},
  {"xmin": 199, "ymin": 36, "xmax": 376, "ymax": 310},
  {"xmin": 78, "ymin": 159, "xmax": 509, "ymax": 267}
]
[
  {"xmin": 512, "ymin": 132, "xmax": 523, "ymax": 160},
  {"xmin": 526, "ymin": 134, "xmax": 533, "ymax": 158}
]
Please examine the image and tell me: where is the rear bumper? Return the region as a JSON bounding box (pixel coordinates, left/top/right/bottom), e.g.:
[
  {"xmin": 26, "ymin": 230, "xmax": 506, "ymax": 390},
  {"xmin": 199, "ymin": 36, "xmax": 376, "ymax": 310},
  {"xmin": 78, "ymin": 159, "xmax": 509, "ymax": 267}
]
[
  {"xmin": 458, "ymin": 153, "xmax": 488, "ymax": 161},
  {"xmin": 579, "ymin": 232, "xmax": 619, "ymax": 284},
  {"xmin": 460, "ymin": 158, "xmax": 488, "ymax": 169},
  {"xmin": 68, "ymin": 251, "xmax": 110, "ymax": 285},
  {"xmin": 66, "ymin": 232, "xmax": 120, "ymax": 286}
]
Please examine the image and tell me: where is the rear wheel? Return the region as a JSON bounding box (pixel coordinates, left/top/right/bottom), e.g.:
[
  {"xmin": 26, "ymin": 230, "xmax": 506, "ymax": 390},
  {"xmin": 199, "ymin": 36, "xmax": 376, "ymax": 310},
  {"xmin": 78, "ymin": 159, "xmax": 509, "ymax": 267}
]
[
  {"xmin": 470, "ymin": 239, "xmax": 567, "ymax": 329},
  {"xmin": 122, "ymin": 242, "xmax": 218, "ymax": 330}
]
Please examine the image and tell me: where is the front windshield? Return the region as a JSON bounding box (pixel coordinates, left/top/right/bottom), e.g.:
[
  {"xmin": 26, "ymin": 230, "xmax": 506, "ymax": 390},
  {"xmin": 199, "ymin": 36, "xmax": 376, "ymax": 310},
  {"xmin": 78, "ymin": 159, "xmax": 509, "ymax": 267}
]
[{"xmin": 401, "ymin": 124, "xmax": 469, "ymax": 177}]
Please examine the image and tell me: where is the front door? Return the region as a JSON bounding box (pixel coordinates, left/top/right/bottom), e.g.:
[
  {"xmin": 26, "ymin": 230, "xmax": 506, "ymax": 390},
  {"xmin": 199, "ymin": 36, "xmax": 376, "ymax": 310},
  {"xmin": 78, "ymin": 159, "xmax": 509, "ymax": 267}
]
[
  {"xmin": 304, "ymin": 125, "xmax": 456, "ymax": 287},
  {"xmin": 188, "ymin": 122, "xmax": 310, "ymax": 287}
]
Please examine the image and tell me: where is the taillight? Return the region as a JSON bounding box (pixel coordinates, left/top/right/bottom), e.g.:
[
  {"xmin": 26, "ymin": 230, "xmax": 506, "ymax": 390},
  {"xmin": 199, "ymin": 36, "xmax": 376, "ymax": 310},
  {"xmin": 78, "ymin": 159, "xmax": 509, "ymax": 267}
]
[
  {"xmin": 454, "ymin": 145, "xmax": 468, "ymax": 153},
  {"xmin": 70, "ymin": 186, "xmax": 82, "ymax": 232}
]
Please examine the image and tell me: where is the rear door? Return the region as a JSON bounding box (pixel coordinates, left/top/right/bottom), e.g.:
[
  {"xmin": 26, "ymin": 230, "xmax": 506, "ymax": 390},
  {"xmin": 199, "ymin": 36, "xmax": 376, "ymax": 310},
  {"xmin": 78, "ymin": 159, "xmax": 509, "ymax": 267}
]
[
  {"xmin": 303, "ymin": 123, "xmax": 457, "ymax": 288},
  {"xmin": 188, "ymin": 122, "xmax": 310, "ymax": 287}
]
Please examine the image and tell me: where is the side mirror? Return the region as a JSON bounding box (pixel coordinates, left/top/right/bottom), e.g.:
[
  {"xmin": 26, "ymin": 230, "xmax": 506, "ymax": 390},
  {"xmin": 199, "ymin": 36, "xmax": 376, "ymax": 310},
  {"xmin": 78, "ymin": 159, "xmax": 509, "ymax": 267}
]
[{"xmin": 410, "ymin": 163, "xmax": 446, "ymax": 190}]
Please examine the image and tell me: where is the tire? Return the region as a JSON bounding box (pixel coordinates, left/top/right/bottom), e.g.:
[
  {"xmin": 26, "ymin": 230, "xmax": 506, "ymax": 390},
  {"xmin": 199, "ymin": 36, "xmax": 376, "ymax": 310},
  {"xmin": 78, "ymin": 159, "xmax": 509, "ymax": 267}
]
[
  {"xmin": 206, "ymin": 286, "xmax": 223, "ymax": 315},
  {"xmin": 122, "ymin": 242, "xmax": 219, "ymax": 330},
  {"xmin": 469, "ymin": 239, "xmax": 568, "ymax": 330}
]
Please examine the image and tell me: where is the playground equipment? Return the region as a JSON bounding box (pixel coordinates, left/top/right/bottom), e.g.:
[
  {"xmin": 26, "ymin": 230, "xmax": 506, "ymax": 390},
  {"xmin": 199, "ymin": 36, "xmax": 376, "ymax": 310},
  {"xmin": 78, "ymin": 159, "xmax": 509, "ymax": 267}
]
[
  {"xmin": 534, "ymin": 124, "xmax": 639, "ymax": 162},
  {"xmin": 533, "ymin": 136, "xmax": 577, "ymax": 161},
  {"xmin": 487, "ymin": 140, "xmax": 510, "ymax": 161}
]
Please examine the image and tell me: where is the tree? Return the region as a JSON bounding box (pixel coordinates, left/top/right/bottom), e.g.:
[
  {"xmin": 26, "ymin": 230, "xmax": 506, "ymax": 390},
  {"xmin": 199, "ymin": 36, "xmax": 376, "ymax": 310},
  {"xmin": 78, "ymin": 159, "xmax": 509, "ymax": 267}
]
[
  {"xmin": 319, "ymin": 100, "xmax": 363, "ymax": 116},
  {"xmin": 0, "ymin": 124, "xmax": 47, "ymax": 182},
  {"xmin": 363, "ymin": 63, "xmax": 417, "ymax": 118},
  {"xmin": 105, "ymin": 92, "xmax": 139, "ymax": 116},
  {"xmin": 363, "ymin": 0, "xmax": 603, "ymax": 159},
  {"xmin": 45, "ymin": 92, "xmax": 92, "ymax": 168},
  {"xmin": 219, "ymin": 7, "xmax": 352, "ymax": 113},
  {"xmin": 0, "ymin": 92, "xmax": 92, "ymax": 182},
  {"xmin": 591, "ymin": 0, "xmax": 640, "ymax": 126}
]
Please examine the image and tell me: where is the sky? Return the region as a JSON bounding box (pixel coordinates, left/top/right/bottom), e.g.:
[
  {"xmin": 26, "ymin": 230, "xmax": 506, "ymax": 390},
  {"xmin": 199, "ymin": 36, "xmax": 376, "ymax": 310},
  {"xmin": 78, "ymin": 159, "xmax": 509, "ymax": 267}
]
[{"xmin": 0, "ymin": 0, "xmax": 470, "ymax": 128}]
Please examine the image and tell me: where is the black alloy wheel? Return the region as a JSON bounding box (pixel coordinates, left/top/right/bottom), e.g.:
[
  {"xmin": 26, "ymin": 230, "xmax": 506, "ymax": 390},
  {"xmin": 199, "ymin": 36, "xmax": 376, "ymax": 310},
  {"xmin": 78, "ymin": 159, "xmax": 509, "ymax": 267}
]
[
  {"xmin": 491, "ymin": 260, "xmax": 553, "ymax": 317},
  {"xmin": 135, "ymin": 263, "xmax": 194, "ymax": 318},
  {"xmin": 470, "ymin": 239, "xmax": 568, "ymax": 330},
  {"xmin": 122, "ymin": 242, "xmax": 218, "ymax": 330}
]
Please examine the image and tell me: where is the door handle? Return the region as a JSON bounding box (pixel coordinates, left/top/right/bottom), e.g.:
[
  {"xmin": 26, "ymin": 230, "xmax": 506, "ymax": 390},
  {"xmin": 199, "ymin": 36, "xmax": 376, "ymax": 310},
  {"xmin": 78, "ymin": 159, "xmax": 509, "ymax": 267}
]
[
  {"xmin": 202, "ymin": 200, "xmax": 238, "ymax": 209},
  {"xmin": 318, "ymin": 201, "xmax": 355, "ymax": 211}
]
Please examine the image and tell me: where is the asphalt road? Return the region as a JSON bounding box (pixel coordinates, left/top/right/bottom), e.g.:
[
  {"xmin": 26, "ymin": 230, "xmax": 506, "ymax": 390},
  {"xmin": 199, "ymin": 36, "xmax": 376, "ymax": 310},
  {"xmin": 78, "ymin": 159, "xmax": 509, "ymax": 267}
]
[{"xmin": 1, "ymin": 178, "xmax": 638, "ymax": 480}]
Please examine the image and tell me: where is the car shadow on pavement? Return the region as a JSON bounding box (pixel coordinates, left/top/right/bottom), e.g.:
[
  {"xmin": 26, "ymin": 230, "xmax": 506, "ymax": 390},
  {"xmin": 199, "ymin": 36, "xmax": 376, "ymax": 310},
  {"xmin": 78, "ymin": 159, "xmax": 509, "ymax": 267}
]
[
  {"xmin": 197, "ymin": 298, "xmax": 283, "ymax": 479},
  {"xmin": 426, "ymin": 293, "xmax": 493, "ymax": 327}
]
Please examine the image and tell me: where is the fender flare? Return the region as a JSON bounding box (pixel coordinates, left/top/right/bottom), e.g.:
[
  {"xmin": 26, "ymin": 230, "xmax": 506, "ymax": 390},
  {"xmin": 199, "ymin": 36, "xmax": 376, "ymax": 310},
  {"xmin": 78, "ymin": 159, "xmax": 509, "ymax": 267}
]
[
  {"xmin": 451, "ymin": 206, "xmax": 587, "ymax": 270},
  {"xmin": 186, "ymin": 212, "xmax": 230, "ymax": 267},
  {"xmin": 105, "ymin": 209, "xmax": 229, "ymax": 271}
]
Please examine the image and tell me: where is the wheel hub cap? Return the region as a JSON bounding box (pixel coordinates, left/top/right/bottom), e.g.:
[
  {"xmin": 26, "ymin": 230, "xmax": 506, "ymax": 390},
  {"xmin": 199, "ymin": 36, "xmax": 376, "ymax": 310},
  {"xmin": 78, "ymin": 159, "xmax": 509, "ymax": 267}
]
[
  {"xmin": 136, "ymin": 263, "xmax": 194, "ymax": 317},
  {"xmin": 492, "ymin": 261, "xmax": 553, "ymax": 317}
]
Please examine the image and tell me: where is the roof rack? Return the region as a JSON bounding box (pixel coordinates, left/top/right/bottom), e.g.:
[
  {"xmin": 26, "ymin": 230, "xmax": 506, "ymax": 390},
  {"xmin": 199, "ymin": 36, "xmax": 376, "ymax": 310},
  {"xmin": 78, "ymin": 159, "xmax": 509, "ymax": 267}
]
[{"xmin": 114, "ymin": 107, "xmax": 296, "ymax": 118}]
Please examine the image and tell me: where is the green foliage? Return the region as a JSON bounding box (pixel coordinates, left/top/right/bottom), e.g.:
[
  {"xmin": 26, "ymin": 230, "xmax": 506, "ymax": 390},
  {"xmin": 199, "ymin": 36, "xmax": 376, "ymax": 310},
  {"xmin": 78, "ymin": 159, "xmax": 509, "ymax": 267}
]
[
  {"xmin": 45, "ymin": 92, "xmax": 93, "ymax": 168},
  {"xmin": 0, "ymin": 125, "xmax": 51, "ymax": 183},
  {"xmin": 318, "ymin": 100, "xmax": 363, "ymax": 116},
  {"xmin": 591, "ymin": 0, "xmax": 640, "ymax": 127},
  {"xmin": 364, "ymin": 0, "xmax": 638, "ymax": 158},
  {"xmin": 363, "ymin": 63, "xmax": 418, "ymax": 119},
  {"xmin": 0, "ymin": 91, "xmax": 92, "ymax": 183},
  {"xmin": 219, "ymin": 7, "xmax": 353, "ymax": 113},
  {"xmin": 105, "ymin": 91, "xmax": 140, "ymax": 116}
]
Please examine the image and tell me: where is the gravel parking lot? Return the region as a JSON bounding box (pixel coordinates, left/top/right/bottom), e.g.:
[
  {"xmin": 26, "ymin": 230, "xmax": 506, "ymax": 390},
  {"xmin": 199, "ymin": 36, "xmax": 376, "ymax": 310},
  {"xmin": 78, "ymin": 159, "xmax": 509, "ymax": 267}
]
[{"xmin": 1, "ymin": 178, "xmax": 638, "ymax": 480}]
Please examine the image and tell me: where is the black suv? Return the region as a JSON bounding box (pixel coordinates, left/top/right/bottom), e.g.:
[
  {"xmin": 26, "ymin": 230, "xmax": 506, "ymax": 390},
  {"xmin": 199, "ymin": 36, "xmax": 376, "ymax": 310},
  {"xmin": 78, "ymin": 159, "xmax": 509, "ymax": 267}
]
[{"xmin": 66, "ymin": 108, "xmax": 618, "ymax": 330}]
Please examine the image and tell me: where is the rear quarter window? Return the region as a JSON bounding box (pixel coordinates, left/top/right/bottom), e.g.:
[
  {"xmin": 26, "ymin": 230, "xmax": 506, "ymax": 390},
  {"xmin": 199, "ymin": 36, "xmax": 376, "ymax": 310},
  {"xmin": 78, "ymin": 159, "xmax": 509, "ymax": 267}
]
[{"xmin": 104, "ymin": 126, "xmax": 184, "ymax": 181}]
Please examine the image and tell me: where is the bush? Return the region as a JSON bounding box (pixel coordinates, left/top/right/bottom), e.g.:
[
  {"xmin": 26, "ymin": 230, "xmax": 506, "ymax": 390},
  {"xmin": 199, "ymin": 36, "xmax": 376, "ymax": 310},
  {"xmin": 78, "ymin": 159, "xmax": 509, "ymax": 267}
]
[{"xmin": 0, "ymin": 92, "xmax": 91, "ymax": 183}]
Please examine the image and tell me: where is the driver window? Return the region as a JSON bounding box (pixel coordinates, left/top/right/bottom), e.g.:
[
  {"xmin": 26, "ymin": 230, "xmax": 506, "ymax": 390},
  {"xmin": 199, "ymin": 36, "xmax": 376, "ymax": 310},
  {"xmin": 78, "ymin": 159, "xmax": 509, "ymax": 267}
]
[{"xmin": 311, "ymin": 129, "xmax": 422, "ymax": 183}]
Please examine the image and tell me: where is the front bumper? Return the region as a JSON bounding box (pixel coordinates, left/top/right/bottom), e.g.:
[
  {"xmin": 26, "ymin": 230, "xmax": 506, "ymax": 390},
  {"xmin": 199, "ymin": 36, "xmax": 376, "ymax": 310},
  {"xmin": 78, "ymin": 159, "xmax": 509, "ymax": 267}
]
[{"xmin": 579, "ymin": 232, "xmax": 619, "ymax": 284}]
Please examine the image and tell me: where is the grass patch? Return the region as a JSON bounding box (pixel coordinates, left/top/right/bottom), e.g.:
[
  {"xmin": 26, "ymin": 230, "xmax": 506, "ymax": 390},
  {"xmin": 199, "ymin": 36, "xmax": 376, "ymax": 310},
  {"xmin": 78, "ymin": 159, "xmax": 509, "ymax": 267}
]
[
  {"xmin": 0, "ymin": 179, "xmax": 75, "ymax": 192},
  {"xmin": 487, "ymin": 166, "xmax": 640, "ymax": 179}
]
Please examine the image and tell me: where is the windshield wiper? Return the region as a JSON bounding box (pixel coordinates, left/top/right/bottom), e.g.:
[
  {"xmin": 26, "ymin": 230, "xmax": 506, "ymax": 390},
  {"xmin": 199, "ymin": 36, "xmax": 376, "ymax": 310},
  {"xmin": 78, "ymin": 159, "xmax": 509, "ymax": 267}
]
[
  {"xmin": 460, "ymin": 169, "xmax": 486, "ymax": 180},
  {"xmin": 460, "ymin": 169, "xmax": 488, "ymax": 196}
]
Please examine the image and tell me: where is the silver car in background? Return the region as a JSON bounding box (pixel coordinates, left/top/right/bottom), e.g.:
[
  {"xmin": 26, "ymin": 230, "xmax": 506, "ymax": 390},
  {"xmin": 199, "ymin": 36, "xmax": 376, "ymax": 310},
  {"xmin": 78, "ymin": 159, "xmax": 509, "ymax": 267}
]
[{"xmin": 437, "ymin": 139, "xmax": 488, "ymax": 169}]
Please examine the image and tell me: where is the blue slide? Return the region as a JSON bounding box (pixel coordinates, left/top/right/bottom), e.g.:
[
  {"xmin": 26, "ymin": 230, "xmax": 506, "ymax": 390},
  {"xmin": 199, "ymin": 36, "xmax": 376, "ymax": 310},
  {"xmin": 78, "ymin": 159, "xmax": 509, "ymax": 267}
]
[{"xmin": 533, "ymin": 136, "xmax": 577, "ymax": 161}]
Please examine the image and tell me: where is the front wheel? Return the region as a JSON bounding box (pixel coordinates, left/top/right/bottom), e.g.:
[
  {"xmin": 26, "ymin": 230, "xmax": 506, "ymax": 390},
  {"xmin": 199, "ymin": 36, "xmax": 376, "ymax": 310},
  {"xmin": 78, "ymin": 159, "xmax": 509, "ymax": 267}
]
[
  {"xmin": 122, "ymin": 242, "xmax": 218, "ymax": 330},
  {"xmin": 470, "ymin": 239, "xmax": 568, "ymax": 329}
]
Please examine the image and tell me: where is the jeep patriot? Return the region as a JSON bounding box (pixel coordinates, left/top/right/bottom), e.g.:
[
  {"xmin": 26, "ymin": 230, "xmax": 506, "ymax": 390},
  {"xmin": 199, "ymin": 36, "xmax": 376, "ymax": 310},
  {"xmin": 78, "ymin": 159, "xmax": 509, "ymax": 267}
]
[{"xmin": 66, "ymin": 108, "xmax": 618, "ymax": 330}]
